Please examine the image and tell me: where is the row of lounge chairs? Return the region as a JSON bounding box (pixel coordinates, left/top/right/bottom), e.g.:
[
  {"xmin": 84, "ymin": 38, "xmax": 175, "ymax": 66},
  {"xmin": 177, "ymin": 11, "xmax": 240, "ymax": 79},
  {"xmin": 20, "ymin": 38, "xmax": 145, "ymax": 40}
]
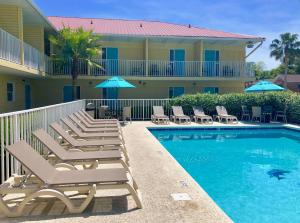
[
  {"xmin": 0, "ymin": 110, "xmax": 142, "ymax": 218},
  {"xmin": 151, "ymin": 106, "xmax": 238, "ymax": 124}
]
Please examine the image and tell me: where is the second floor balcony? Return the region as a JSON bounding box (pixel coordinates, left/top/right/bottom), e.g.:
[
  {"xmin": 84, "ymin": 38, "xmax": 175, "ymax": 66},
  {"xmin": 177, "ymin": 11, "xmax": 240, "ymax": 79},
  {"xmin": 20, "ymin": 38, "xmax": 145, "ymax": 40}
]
[
  {"xmin": 0, "ymin": 27, "xmax": 255, "ymax": 79},
  {"xmin": 49, "ymin": 59, "xmax": 255, "ymax": 78}
]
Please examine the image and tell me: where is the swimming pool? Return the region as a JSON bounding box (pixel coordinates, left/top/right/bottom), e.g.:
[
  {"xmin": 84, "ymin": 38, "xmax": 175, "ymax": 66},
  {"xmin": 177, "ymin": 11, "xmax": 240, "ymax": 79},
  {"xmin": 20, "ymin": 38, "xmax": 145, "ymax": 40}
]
[{"xmin": 149, "ymin": 127, "xmax": 300, "ymax": 223}]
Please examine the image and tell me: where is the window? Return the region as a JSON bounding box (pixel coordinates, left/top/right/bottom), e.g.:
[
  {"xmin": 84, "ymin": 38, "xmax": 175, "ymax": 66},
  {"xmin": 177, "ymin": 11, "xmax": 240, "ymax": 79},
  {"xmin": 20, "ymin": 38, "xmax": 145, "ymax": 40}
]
[
  {"xmin": 169, "ymin": 87, "xmax": 184, "ymax": 98},
  {"xmin": 63, "ymin": 86, "xmax": 80, "ymax": 102},
  {"xmin": 7, "ymin": 82, "xmax": 14, "ymax": 102},
  {"xmin": 203, "ymin": 87, "xmax": 219, "ymax": 94}
]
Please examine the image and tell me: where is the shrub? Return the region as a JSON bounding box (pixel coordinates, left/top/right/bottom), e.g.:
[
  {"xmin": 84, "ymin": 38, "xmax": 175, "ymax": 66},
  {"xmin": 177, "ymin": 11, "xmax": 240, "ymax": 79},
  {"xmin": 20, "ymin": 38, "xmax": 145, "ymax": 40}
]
[{"xmin": 170, "ymin": 92, "xmax": 300, "ymax": 123}]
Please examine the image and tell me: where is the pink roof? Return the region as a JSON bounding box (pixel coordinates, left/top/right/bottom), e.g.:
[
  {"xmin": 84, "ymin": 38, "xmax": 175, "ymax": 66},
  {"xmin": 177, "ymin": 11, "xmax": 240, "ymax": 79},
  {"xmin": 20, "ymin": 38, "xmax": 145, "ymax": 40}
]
[
  {"xmin": 274, "ymin": 74, "xmax": 300, "ymax": 83},
  {"xmin": 48, "ymin": 16, "xmax": 262, "ymax": 40}
]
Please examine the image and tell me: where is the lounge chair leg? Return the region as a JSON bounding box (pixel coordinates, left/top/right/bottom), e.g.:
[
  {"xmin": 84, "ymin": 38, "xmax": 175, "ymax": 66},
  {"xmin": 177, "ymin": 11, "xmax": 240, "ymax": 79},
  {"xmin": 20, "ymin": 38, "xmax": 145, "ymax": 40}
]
[
  {"xmin": 126, "ymin": 174, "xmax": 142, "ymax": 209},
  {"xmin": 0, "ymin": 186, "xmax": 97, "ymax": 217}
]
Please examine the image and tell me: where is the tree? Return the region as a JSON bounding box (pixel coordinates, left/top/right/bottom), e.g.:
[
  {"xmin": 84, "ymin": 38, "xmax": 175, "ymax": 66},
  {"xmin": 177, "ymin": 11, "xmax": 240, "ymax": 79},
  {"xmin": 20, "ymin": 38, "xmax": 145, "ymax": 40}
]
[
  {"xmin": 49, "ymin": 27, "xmax": 102, "ymax": 100},
  {"xmin": 270, "ymin": 33, "xmax": 300, "ymax": 88}
]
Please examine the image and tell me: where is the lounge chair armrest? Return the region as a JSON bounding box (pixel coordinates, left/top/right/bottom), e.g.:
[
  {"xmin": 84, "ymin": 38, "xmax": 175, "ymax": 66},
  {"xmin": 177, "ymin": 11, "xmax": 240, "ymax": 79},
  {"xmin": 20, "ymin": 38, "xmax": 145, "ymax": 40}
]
[{"xmin": 54, "ymin": 163, "xmax": 78, "ymax": 170}]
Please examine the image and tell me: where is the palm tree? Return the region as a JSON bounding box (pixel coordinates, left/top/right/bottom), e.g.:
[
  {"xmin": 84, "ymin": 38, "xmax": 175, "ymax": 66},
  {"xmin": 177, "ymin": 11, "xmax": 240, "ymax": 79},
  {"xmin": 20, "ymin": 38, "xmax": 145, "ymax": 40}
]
[
  {"xmin": 270, "ymin": 33, "xmax": 300, "ymax": 88},
  {"xmin": 49, "ymin": 27, "xmax": 102, "ymax": 100}
]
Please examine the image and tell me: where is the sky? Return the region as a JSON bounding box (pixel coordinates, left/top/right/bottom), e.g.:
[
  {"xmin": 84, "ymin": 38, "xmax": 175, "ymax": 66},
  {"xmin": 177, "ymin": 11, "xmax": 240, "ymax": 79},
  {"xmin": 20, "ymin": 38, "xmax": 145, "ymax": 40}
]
[{"xmin": 34, "ymin": 0, "xmax": 300, "ymax": 70}]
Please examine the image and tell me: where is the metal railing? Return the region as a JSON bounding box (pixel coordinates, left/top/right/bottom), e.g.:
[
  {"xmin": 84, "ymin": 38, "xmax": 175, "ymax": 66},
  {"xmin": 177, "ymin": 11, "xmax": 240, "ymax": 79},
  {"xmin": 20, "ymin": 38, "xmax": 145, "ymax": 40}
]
[
  {"xmin": 0, "ymin": 28, "xmax": 22, "ymax": 64},
  {"xmin": 86, "ymin": 99, "xmax": 171, "ymax": 120},
  {"xmin": 0, "ymin": 100, "xmax": 85, "ymax": 183},
  {"xmin": 51, "ymin": 59, "xmax": 255, "ymax": 78},
  {"xmin": 0, "ymin": 98, "xmax": 174, "ymax": 183}
]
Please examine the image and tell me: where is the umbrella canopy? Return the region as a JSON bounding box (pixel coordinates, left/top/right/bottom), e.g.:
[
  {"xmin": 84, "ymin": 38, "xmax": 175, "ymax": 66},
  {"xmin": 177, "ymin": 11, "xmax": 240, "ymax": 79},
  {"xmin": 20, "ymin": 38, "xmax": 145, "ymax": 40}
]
[
  {"xmin": 95, "ymin": 76, "xmax": 136, "ymax": 88},
  {"xmin": 244, "ymin": 80, "xmax": 285, "ymax": 93}
]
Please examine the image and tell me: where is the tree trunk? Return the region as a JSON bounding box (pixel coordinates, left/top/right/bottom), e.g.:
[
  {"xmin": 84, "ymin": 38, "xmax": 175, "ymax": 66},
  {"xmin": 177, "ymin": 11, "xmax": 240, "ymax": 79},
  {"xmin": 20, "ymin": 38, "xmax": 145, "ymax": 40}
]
[
  {"xmin": 284, "ymin": 57, "xmax": 288, "ymax": 89},
  {"xmin": 71, "ymin": 58, "xmax": 79, "ymax": 101}
]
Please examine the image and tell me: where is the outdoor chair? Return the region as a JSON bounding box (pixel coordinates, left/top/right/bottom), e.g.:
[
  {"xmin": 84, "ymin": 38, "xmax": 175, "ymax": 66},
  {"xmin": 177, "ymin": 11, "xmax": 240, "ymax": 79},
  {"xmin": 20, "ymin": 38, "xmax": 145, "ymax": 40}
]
[
  {"xmin": 68, "ymin": 114, "xmax": 121, "ymax": 133},
  {"xmin": 275, "ymin": 106, "xmax": 287, "ymax": 123},
  {"xmin": 262, "ymin": 105, "xmax": 273, "ymax": 122},
  {"xmin": 252, "ymin": 106, "xmax": 262, "ymax": 122},
  {"xmin": 79, "ymin": 110, "xmax": 118, "ymax": 123},
  {"xmin": 151, "ymin": 106, "xmax": 170, "ymax": 124},
  {"xmin": 215, "ymin": 106, "xmax": 238, "ymax": 124},
  {"xmin": 33, "ymin": 129, "xmax": 130, "ymax": 172},
  {"xmin": 0, "ymin": 140, "xmax": 141, "ymax": 217},
  {"xmin": 61, "ymin": 117, "xmax": 123, "ymax": 142},
  {"xmin": 73, "ymin": 112, "xmax": 119, "ymax": 128},
  {"xmin": 123, "ymin": 106, "xmax": 132, "ymax": 123},
  {"xmin": 50, "ymin": 122, "xmax": 128, "ymax": 158},
  {"xmin": 192, "ymin": 106, "xmax": 213, "ymax": 124},
  {"xmin": 241, "ymin": 105, "xmax": 251, "ymax": 121},
  {"xmin": 171, "ymin": 106, "xmax": 191, "ymax": 124}
]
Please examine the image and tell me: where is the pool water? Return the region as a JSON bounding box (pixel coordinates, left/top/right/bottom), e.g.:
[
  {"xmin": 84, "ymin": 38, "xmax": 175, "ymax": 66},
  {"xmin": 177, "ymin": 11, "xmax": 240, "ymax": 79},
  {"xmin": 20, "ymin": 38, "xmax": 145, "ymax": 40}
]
[{"xmin": 150, "ymin": 127, "xmax": 300, "ymax": 223}]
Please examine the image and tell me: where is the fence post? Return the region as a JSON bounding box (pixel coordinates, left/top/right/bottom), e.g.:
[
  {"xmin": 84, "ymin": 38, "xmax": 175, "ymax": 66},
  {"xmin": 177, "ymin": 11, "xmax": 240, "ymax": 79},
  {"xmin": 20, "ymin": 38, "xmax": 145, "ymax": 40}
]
[{"xmin": 13, "ymin": 114, "xmax": 20, "ymax": 174}]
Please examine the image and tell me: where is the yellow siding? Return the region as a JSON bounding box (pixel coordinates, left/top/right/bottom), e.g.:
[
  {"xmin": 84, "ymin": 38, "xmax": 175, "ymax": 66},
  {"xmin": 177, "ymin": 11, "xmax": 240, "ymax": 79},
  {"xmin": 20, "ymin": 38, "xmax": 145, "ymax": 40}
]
[
  {"xmin": 101, "ymin": 41, "xmax": 144, "ymax": 60},
  {"xmin": 23, "ymin": 26, "xmax": 45, "ymax": 52},
  {"xmin": 203, "ymin": 43, "xmax": 245, "ymax": 61},
  {"xmin": 30, "ymin": 78, "xmax": 245, "ymax": 108},
  {"xmin": 0, "ymin": 74, "xmax": 33, "ymax": 113},
  {"xmin": 0, "ymin": 5, "xmax": 23, "ymax": 39},
  {"xmin": 148, "ymin": 42, "xmax": 195, "ymax": 61}
]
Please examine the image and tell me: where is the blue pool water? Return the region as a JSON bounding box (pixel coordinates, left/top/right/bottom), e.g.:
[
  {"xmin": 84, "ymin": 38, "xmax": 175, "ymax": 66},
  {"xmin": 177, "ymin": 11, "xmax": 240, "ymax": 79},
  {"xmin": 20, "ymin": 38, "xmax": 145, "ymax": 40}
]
[{"xmin": 149, "ymin": 127, "xmax": 300, "ymax": 223}]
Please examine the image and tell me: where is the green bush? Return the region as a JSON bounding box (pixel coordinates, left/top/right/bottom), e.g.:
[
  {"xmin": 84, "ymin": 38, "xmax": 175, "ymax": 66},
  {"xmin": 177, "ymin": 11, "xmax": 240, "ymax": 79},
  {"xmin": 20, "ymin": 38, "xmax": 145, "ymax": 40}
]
[{"xmin": 170, "ymin": 92, "xmax": 300, "ymax": 123}]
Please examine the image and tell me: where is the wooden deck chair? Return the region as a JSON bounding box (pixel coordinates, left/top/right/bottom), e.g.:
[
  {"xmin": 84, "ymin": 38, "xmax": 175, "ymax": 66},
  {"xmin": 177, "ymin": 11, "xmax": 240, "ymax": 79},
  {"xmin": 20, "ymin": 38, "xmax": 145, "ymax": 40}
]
[
  {"xmin": 192, "ymin": 106, "xmax": 213, "ymax": 124},
  {"xmin": 171, "ymin": 106, "xmax": 191, "ymax": 124},
  {"xmin": 33, "ymin": 129, "xmax": 130, "ymax": 172},
  {"xmin": 151, "ymin": 106, "xmax": 169, "ymax": 124},
  {"xmin": 0, "ymin": 141, "xmax": 141, "ymax": 217}
]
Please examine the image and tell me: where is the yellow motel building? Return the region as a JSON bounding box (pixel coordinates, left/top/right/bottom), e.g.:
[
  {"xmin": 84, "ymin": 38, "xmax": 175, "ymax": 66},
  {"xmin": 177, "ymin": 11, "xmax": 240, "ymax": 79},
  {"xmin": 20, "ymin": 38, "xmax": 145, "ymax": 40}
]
[{"xmin": 0, "ymin": 0, "xmax": 264, "ymax": 113}]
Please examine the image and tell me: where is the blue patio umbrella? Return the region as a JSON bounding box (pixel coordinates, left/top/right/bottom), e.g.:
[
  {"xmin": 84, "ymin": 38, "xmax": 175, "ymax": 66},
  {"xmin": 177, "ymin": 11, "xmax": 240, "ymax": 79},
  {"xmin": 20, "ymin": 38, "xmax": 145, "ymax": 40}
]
[
  {"xmin": 95, "ymin": 76, "xmax": 136, "ymax": 89},
  {"xmin": 244, "ymin": 80, "xmax": 285, "ymax": 93}
]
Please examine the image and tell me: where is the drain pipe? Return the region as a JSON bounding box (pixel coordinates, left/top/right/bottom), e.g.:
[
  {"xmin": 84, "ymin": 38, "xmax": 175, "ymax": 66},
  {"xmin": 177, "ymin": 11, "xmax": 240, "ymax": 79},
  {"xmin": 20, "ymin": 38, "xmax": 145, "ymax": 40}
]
[{"xmin": 245, "ymin": 38, "xmax": 266, "ymax": 59}]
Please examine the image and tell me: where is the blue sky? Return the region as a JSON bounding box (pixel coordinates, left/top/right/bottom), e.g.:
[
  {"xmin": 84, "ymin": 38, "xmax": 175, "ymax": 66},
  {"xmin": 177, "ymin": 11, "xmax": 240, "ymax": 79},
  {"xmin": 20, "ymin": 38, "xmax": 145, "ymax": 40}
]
[{"xmin": 35, "ymin": 0, "xmax": 300, "ymax": 69}]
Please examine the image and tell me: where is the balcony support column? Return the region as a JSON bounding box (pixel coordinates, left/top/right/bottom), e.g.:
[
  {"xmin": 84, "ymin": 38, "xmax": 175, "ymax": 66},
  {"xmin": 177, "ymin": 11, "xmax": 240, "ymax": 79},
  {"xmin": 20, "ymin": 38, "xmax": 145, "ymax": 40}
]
[
  {"xmin": 200, "ymin": 40, "xmax": 203, "ymax": 77},
  {"xmin": 18, "ymin": 7, "xmax": 24, "ymax": 65},
  {"xmin": 145, "ymin": 38, "xmax": 149, "ymax": 76}
]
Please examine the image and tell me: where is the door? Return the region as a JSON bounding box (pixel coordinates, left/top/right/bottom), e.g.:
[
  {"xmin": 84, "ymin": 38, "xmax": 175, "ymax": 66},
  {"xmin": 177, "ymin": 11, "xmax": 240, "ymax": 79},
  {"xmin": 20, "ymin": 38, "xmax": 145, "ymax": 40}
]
[
  {"xmin": 204, "ymin": 50, "xmax": 219, "ymax": 76},
  {"xmin": 103, "ymin": 48, "xmax": 119, "ymax": 75},
  {"xmin": 170, "ymin": 49, "xmax": 185, "ymax": 76},
  {"xmin": 103, "ymin": 88, "xmax": 118, "ymax": 99},
  {"xmin": 24, "ymin": 84, "xmax": 31, "ymax": 109},
  {"xmin": 63, "ymin": 86, "xmax": 80, "ymax": 102}
]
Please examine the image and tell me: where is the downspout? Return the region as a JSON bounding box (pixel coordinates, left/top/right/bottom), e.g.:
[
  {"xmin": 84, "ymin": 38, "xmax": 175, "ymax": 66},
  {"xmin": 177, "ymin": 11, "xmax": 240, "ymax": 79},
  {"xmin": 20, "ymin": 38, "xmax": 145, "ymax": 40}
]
[{"xmin": 244, "ymin": 38, "xmax": 265, "ymax": 59}]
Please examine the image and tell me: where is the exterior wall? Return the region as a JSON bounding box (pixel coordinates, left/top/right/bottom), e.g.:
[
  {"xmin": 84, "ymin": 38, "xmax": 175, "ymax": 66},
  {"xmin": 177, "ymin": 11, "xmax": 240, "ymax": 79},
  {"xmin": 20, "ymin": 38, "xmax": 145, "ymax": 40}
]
[
  {"xmin": 23, "ymin": 26, "xmax": 45, "ymax": 52},
  {"xmin": 0, "ymin": 74, "xmax": 33, "ymax": 113},
  {"xmin": 30, "ymin": 78, "xmax": 245, "ymax": 108},
  {"xmin": 100, "ymin": 39, "xmax": 246, "ymax": 62},
  {"xmin": 101, "ymin": 40, "xmax": 144, "ymax": 60},
  {"xmin": 0, "ymin": 5, "xmax": 23, "ymax": 39},
  {"xmin": 202, "ymin": 43, "xmax": 245, "ymax": 61}
]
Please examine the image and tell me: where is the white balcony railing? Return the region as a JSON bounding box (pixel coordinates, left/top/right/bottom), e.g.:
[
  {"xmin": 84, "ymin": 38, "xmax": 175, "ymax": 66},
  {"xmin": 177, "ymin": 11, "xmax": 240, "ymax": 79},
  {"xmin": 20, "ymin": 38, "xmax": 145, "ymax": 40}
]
[{"xmin": 49, "ymin": 59, "xmax": 254, "ymax": 78}]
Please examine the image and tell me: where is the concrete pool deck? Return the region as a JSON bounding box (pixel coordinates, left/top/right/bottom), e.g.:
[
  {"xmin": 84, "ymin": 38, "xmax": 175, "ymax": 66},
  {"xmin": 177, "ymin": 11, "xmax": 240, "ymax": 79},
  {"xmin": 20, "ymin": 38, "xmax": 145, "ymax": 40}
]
[{"xmin": 0, "ymin": 121, "xmax": 289, "ymax": 223}]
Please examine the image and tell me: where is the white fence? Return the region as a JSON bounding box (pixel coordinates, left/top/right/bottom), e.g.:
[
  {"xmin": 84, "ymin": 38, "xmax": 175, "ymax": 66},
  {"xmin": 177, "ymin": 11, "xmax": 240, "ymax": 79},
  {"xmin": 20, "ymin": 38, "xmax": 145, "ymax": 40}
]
[
  {"xmin": 86, "ymin": 99, "xmax": 171, "ymax": 120},
  {"xmin": 0, "ymin": 98, "xmax": 173, "ymax": 183},
  {"xmin": 0, "ymin": 28, "xmax": 22, "ymax": 64},
  {"xmin": 0, "ymin": 100, "xmax": 85, "ymax": 183}
]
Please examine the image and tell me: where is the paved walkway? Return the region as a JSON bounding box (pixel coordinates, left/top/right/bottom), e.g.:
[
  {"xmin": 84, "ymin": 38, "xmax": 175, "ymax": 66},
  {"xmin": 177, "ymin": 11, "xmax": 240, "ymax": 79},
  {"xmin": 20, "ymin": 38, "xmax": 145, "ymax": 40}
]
[{"xmin": 2, "ymin": 121, "xmax": 286, "ymax": 223}]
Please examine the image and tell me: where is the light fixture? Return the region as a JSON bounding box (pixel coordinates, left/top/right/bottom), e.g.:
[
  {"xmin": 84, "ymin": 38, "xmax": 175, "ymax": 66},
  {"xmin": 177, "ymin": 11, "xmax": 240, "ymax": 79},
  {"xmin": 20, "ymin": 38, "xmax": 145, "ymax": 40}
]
[{"xmin": 246, "ymin": 41, "xmax": 254, "ymax": 48}]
